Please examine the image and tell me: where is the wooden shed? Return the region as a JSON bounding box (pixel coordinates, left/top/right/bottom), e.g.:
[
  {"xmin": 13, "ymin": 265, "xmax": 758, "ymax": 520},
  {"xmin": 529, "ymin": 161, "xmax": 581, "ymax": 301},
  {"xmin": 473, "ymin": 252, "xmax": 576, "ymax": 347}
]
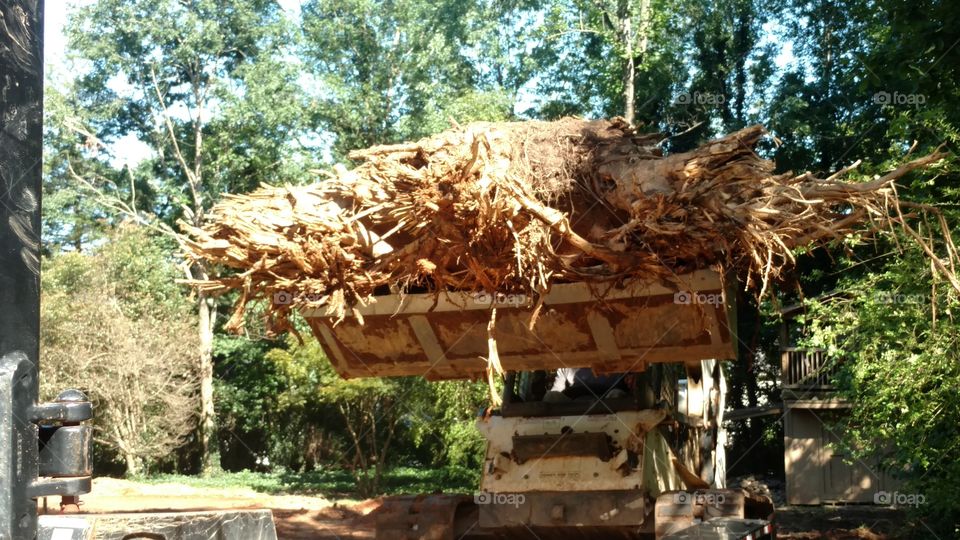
[{"xmin": 780, "ymin": 303, "xmax": 901, "ymax": 504}]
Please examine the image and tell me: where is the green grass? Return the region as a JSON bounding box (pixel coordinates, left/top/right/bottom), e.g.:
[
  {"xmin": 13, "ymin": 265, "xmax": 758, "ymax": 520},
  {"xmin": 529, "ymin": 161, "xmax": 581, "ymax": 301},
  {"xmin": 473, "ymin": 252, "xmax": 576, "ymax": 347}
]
[{"xmin": 132, "ymin": 465, "xmax": 478, "ymax": 499}]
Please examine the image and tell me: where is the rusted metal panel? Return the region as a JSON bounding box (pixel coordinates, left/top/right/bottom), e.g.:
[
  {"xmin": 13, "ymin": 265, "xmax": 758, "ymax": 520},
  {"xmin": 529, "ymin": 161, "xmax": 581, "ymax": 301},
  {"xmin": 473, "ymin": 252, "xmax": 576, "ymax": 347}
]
[
  {"xmin": 478, "ymin": 410, "xmax": 673, "ymax": 494},
  {"xmin": 477, "ymin": 490, "xmax": 647, "ymax": 530},
  {"xmin": 304, "ymin": 269, "xmax": 736, "ymax": 380},
  {"xmin": 374, "ymin": 495, "xmax": 473, "ymax": 540},
  {"xmin": 512, "ymin": 432, "xmax": 612, "ymax": 463}
]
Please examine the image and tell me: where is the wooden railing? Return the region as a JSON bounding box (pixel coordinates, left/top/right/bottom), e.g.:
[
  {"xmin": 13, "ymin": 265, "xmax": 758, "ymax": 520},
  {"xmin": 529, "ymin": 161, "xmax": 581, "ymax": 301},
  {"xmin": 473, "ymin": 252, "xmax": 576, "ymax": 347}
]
[{"xmin": 781, "ymin": 348, "xmax": 838, "ymax": 389}]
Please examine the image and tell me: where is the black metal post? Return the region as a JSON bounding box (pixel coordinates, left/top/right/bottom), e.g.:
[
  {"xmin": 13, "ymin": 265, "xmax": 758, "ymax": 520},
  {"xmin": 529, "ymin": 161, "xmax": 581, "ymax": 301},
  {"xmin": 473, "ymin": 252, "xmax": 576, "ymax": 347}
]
[
  {"xmin": 1, "ymin": 1, "xmax": 45, "ymax": 538},
  {"xmin": 1, "ymin": 3, "xmax": 95, "ymax": 539},
  {"xmin": 0, "ymin": 0, "xmax": 43, "ymax": 354}
]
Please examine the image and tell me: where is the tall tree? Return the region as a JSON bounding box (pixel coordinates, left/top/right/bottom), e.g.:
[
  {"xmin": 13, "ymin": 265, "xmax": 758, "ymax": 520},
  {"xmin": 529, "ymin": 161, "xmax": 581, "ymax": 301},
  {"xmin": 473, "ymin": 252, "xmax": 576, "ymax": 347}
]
[
  {"xmin": 531, "ymin": 0, "xmax": 691, "ymax": 124},
  {"xmin": 42, "ymin": 84, "xmax": 114, "ymax": 253},
  {"xmin": 61, "ymin": 0, "xmax": 311, "ymax": 473},
  {"xmin": 683, "ymin": 0, "xmax": 773, "ymax": 133},
  {"xmin": 767, "ymin": 0, "xmax": 877, "ymax": 173},
  {"xmin": 41, "ymin": 227, "xmax": 200, "ymax": 476},
  {"xmin": 301, "ymin": 0, "xmax": 532, "ymax": 158}
]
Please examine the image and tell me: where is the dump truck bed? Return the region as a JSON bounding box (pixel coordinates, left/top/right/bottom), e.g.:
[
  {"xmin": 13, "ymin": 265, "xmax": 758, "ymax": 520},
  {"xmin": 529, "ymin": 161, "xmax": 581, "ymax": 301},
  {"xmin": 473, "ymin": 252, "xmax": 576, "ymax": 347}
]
[{"xmin": 302, "ymin": 269, "xmax": 736, "ymax": 380}]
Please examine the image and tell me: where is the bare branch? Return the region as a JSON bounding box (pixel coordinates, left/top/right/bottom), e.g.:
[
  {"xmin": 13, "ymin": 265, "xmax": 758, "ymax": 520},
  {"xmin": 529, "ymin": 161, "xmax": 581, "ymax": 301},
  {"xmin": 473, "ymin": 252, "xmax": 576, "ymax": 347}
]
[{"xmin": 149, "ymin": 64, "xmax": 202, "ymax": 212}]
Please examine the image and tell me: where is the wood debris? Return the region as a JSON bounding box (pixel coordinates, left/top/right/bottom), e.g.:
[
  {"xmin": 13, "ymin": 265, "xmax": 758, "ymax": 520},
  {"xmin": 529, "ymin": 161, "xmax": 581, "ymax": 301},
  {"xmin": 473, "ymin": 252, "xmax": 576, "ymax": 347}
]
[{"xmin": 180, "ymin": 118, "xmax": 948, "ymax": 334}]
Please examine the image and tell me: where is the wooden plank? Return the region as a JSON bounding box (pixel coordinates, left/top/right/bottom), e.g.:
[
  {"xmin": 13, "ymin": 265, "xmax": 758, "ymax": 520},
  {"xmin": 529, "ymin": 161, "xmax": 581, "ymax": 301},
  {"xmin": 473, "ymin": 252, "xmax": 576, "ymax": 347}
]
[
  {"xmin": 784, "ymin": 409, "xmax": 823, "ymax": 505},
  {"xmin": 586, "ymin": 311, "xmax": 621, "ymax": 362},
  {"xmin": 302, "ymin": 269, "xmax": 724, "ymax": 318},
  {"xmin": 408, "ymin": 315, "xmax": 448, "ymax": 366},
  {"xmin": 783, "ymin": 398, "xmax": 850, "ymax": 410}
]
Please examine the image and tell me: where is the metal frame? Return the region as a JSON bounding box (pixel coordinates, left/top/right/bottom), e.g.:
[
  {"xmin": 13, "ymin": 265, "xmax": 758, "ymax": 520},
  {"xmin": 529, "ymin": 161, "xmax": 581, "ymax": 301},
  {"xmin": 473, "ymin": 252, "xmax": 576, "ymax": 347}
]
[{"xmin": 2, "ymin": 2, "xmax": 93, "ymax": 538}]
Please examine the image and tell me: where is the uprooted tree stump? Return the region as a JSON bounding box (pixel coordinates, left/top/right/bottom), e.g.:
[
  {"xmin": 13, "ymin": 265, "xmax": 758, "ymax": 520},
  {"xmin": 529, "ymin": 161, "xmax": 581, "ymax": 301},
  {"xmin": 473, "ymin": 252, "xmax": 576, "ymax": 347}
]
[{"xmin": 181, "ymin": 117, "xmax": 949, "ymax": 333}]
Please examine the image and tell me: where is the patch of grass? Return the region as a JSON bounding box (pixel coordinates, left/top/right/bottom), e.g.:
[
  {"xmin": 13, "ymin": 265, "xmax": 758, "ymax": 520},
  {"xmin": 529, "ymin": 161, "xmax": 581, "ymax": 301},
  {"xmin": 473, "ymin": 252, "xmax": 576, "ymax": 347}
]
[
  {"xmin": 133, "ymin": 465, "xmax": 478, "ymax": 499},
  {"xmin": 135, "ymin": 469, "xmax": 288, "ymax": 493},
  {"xmin": 378, "ymin": 465, "xmax": 479, "ymax": 495}
]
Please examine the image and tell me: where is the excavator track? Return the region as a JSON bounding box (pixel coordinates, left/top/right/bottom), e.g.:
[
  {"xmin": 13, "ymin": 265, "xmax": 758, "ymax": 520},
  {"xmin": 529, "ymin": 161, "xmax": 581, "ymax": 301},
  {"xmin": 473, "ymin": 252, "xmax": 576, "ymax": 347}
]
[{"xmin": 375, "ymin": 495, "xmax": 481, "ymax": 540}]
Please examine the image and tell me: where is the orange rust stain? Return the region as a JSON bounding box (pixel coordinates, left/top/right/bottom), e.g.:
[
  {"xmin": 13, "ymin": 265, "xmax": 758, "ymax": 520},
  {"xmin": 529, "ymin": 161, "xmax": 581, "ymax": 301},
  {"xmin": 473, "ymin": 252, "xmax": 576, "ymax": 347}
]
[
  {"xmin": 330, "ymin": 319, "xmax": 421, "ymax": 361},
  {"xmin": 614, "ymin": 304, "xmax": 707, "ymax": 348}
]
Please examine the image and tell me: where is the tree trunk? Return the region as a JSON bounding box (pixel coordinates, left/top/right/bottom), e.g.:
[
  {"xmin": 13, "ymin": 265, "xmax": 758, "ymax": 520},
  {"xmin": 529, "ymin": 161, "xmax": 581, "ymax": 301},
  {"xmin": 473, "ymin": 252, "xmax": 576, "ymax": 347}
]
[
  {"xmin": 125, "ymin": 453, "xmax": 143, "ymax": 477},
  {"xmin": 198, "ymin": 290, "xmax": 219, "ymax": 474},
  {"xmin": 618, "ymin": 0, "xmax": 635, "ymax": 125}
]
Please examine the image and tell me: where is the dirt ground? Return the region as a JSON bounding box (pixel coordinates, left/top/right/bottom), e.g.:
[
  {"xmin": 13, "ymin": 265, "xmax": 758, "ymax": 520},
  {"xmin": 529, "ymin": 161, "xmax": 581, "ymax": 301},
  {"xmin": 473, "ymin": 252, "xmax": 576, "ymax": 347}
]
[
  {"xmin": 47, "ymin": 477, "xmax": 378, "ymax": 539},
  {"xmin": 48, "ymin": 478, "xmax": 905, "ymax": 539},
  {"xmin": 775, "ymin": 505, "xmax": 906, "ymax": 540}
]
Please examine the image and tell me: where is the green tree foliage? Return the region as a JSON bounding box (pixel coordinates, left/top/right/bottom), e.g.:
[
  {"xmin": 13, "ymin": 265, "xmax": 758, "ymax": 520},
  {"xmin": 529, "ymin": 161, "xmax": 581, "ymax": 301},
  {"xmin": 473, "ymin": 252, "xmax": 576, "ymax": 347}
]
[
  {"xmin": 40, "ymin": 227, "xmax": 199, "ymax": 476},
  {"xmin": 61, "ymin": 0, "xmax": 316, "ymax": 228},
  {"xmin": 532, "ymin": 0, "xmax": 686, "ymax": 122},
  {"xmin": 43, "ymin": 1, "xmax": 960, "ymax": 520},
  {"xmin": 525, "ymin": 0, "xmax": 780, "ymax": 148},
  {"xmin": 212, "ymin": 334, "xmax": 288, "ymax": 470},
  {"xmin": 419, "ymin": 380, "xmax": 488, "ymax": 472},
  {"xmin": 802, "ymin": 247, "xmax": 960, "ymax": 537},
  {"xmin": 60, "ymin": 0, "xmax": 316, "ymax": 473},
  {"xmin": 42, "ymin": 83, "xmax": 113, "ymax": 252},
  {"xmin": 216, "ymin": 335, "xmax": 488, "ymax": 495},
  {"xmin": 767, "ymin": 0, "xmax": 879, "ymax": 172},
  {"xmin": 674, "ymin": 0, "xmax": 775, "ymax": 139},
  {"xmin": 301, "ymin": 0, "xmax": 530, "ymax": 158},
  {"xmin": 767, "ymin": 2, "xmax": 960, "ymax": 534}
]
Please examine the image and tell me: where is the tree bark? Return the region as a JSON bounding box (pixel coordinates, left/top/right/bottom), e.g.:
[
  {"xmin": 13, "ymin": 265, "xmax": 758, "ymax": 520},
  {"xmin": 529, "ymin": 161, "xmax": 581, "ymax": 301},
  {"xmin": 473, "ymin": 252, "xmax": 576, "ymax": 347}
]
[
  {"xmin": 198, "ymin": 289, "xmax": 219, "ymax": 474},
  {"xmin": 125, "ymin": 453, "xmax": 143, "ymax": 477},
  {"xmin": 618, "ymin": 0, "xmax": 635, "ymax": 125}
]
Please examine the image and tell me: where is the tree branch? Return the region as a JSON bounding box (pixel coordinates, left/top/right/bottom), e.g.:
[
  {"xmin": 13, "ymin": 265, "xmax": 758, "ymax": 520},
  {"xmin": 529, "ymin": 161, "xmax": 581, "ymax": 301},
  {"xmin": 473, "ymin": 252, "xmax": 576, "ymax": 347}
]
[{"xmin": 149, "ymin": 64, "xmax": 202, "ymax": 212}]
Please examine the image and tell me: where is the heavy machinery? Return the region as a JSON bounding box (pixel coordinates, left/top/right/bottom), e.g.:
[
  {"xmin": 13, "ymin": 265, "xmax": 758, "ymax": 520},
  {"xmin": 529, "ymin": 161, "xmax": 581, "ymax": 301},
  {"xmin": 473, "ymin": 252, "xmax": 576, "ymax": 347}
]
[{"xmin": 303, "ymin": 270, "xmax": 775, "ymax": 539}]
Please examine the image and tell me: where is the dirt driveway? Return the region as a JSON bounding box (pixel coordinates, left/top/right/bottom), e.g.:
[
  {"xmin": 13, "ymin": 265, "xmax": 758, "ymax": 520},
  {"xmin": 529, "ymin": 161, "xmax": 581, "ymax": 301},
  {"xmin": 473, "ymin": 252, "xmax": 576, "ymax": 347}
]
[
  {"xmin": 48, "ymin": 477, "xmax": 378, "ymax": 539},
  {"xmin": 48, "ymin": 478, "xmax": 905, "ymax": 539}
]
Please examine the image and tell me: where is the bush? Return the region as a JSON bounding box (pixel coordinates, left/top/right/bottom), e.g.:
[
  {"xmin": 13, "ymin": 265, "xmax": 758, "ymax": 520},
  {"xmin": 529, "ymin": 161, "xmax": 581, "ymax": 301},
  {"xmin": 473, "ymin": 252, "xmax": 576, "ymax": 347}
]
[{"xmin": 41, "ymin": 227, "xmax": 199, "ymax": 476}]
